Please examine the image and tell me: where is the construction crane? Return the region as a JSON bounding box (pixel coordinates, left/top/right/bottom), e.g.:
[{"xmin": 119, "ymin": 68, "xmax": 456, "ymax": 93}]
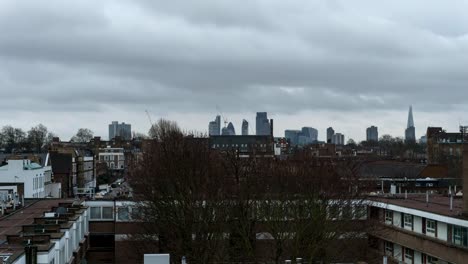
[
  {"xmin": 145, "ymin": 110, "xmax": 156, "ymax": 137},
  {"xmin": 145, "ymin": 110, "xmax": 154, "ymax": 126},
  {"xmin": 216, "ymin": 105, "xmax": 228, "ymax": 127}
]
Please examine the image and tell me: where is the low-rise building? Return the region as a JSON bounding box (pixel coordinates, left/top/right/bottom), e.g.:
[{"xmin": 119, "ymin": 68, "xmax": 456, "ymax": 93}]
[
  {"xmin": 0, "ymin": 199, "xmax": 90, "ymax": 264},
  {"xmin": 368, "ymin": 194, "xmax": 464, "ymax": 264},
  {"xmin": 98, "ymin": 147, "xmax": 125, "ymax": 171},
  {"xmin": 0, "ymin": 157, "xmax": 54, "ymax": 198}
]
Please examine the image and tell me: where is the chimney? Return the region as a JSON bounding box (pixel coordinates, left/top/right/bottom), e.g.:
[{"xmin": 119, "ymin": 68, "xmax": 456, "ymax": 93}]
[{"xmin": 463, "ymin": 144, "xmax": 468, "ymax": 213}]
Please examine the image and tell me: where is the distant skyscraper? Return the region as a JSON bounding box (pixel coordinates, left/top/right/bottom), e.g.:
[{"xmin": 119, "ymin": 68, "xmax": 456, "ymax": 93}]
[
  {"xmin": 366, "ymin": 126, "xmax": 378, "ymax": 142},
  {"xmin": 222, "ymin": 122, "xmax": 236, "ymax": 135},
  {"xmin": 285, "ymin": 127, "xmax": 318, "ymax": 146},
  {"xmin": 242, "ymin": 119, "xmax": 249, "ymax": 136},
  {"xmin": 109, "ymin": 121, "xmax": 131, "ymax": 140},
  {"xmin": 405, "ymin": 106, "xmax": 416, "ymax": 143},
  {"xmin": 332, "ymin": 133, "xmax": 345, "ymax": 145},
  {"xmin": 326, "ymin": 127, "xmax": 335, "ymax": 143},
  {"xmin": 285, "ymin": 130, "xmax": 301, "ymax": 146},
  {"xmin": 301, "ymin": 127, "xmax": 318, "ymax": 143},
  {"xmin": 256, "ymin": 112, "xmax": 270, "ymax": 135},
  {"xmin": 209, "ymin": 115, "xmax": 221, "ymax": 136}
]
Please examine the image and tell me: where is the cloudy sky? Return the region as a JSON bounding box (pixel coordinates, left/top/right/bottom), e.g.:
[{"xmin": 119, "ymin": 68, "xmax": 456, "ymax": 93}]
[{"xmin": 1, "ymin": 0, "xmax": 468, "ymax": 142}]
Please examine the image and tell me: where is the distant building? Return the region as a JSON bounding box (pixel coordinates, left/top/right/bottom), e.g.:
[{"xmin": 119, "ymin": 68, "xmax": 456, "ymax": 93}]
[
  {"xmin": 366, "ymin": 126, "xmax": 378, "ymax": 142},
  {"xmin": 242, "ymin": 119, "xmax": 249, "ymax": 136},
  {"xmin": 332, "ymin": 133, "xmax": 345, "ymax": 145},
  {"xmin": 109, "ymin": 121, "xmax": 131, "ymax": 140},
  {"xmin": 327, "ymin": 127, "xmax": 335, "ymax": 143},
  {"xmin": 419, "ymin": 135, "xmax": 427, "ymax": 144},
  {"xmin": 99, "ymin": 146, "xmax": 125, "ymax": 170},
  {"xmin": 405, "ymin": 106, "xmax": 416, "ymax": 143},
  {"xmin": 256, "ymin": 112, "xmax": 271, "ymax": 135},
  {"xmin": 210, "ymin": 135, "xmax": 274, "ymax": 157},
  {"xmin": 222, "ymin": 122, "xmax": 236, "ymax": 135},
  {"xmin": 227, "ymin": 122, "xmax": 236, "ymax": 135},
  {"xmin": 302, "ymin": 127, "xmax": 318, "ymax": 143},
  {"xmin": 208, "ymin": 115, "xmax": 221, "ymax": 136},
  {"xmin": 285, "ymin": 130, "xmax": 301, "ymax": 146},
  {"xmin": 285, "ymin": 127, "xmax": 318, "ymax": 146}
]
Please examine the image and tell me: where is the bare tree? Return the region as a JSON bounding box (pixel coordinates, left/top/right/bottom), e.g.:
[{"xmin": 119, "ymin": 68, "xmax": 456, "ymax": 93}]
[
  {"xmin": 27, "ymin": 124, "xmax": 48, "ymax": 153},
  {"xmin": 70, "ymin": 128, "xmax": 94, "ymax": 143},
  {"xmin": 129, "ymin": 119, "xmax": 375, "ymax": 263}
]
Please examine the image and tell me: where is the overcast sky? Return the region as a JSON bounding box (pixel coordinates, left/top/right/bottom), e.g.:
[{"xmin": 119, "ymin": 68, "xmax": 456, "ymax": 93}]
[{"xmin": 1, "ymin": 0, "xmax": 468, "ymax": 141}]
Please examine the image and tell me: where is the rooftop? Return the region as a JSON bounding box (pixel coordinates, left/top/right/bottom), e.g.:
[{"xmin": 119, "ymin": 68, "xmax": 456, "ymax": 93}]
[
  {"xmin": 0, "ymin": 199, "xmax": 75, "ymax": 241},
  {"xmin": 370, "ymin": 194, "xmax": 465, "ymax": 218}
]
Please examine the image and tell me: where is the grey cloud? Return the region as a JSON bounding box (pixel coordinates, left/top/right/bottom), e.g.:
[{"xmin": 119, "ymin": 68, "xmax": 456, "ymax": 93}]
[{"xmin": 1, "ymin": 0, "xmax": 468, "ymax": 120}]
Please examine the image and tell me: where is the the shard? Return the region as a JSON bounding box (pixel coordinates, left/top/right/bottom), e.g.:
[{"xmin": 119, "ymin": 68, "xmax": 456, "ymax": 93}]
[{"xmin": 405, "ymin": 106, "xmax": 416, "ymax": 143}]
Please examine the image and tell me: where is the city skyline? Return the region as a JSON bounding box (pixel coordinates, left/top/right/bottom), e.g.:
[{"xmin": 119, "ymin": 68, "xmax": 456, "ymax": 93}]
[
  {"xmin": 0, "ymin": 108, "xmax": 462, "ymax": 143},
  {"xmin": 3, "ymin": 1, "xmax": 468, "ymax": 142}
]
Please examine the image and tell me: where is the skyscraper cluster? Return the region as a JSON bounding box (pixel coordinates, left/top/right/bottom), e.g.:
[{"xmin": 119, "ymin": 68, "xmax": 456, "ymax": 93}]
[
  {"xmin": 108, "ymin": 121, "xmax": 131, "ymax": 140},
  {"xmin": 327, "ymin": 127, "xmax": 345, "ymax": 145},
  {"xmin": 285, "ymin": 127, "xmax": 318, "ymax": 146},
  {"xmin": 208, "ymin": 112, "xmax": 272, "ymax": 137}
]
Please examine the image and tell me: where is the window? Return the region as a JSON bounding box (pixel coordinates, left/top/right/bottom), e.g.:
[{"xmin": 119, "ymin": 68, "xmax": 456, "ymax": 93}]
[
  {"xmin": 328, "ymin": 204, "xmax": 340, "ymax": 220},
  {"xmin": 404, "ymin": 214, "xmax": 413, "ymax": 229},
  {"xmin": 102, "ymin": 207, "xmax": 113, "ymax": 219},
  {"xmin": 117, "ymin": 207, "xmax": 130, "ymax": 221},
  {"xmin": 384, "ymin": 241, "xmax": 393, "ymax": 256},
  {"xmin": 404, "ymin": 248, "xmax": 413, "ymax": 263},
  {"xmin": 453, "ymin": 225, "xmax": 468, "ymax": 247},
  {"xmin": 385, "ymin": 210, "xmax": 393, "ymax": 224},
  {"xmin": 354, "ymin": 206, "xmax": 367, "ymax": 220},
  {"xmin": 426, "ymin": 219, "xmax": 436, "ymax": 236},
  {"xmin": 90, "ymin": 207, "xmax": 101, "ymax": 219},
  {"xmin": 427, "ymin": 255, "xmax": 438, "ymax": 264}
]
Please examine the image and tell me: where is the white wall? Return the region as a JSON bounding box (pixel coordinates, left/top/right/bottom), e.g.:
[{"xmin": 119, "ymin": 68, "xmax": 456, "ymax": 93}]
[
  {"xmin": 413, "ymin": 216, "xmax": 423, "ymax": 234},
  {"xmin": 393, "ymin": 211, "xmax": 401, "ymax": 227},
  {"xmin": 438, "ymin": 222, "xmax": 448, "ymax": 241},
  {"xmin": 11, "ymin": 254, "xmax": 26, "ymax": 264},
  {"xmin": 37, "ymin": 247, "xmax": 55, "ymax": 264},
  {"xmin": 414, "ymin": 251, "xmax": 422, "ymax": 264},
  {"xmin": 144, "ymin": 254, "xmax": 170, "ymax": 264},
  {"xmin": 0, "ymin": 159, "xmax": 49, "ymax": 198}
]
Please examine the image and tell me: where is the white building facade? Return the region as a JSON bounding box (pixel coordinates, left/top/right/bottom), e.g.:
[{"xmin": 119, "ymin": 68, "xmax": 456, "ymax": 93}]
[{"xmin": 0, "ymin": 159, "xmax": 51, "ymax": 198}]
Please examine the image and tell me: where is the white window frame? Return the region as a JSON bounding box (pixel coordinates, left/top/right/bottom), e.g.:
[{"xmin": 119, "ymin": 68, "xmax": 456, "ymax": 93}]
[
  {"xmin": 404, "ymin": 214, "xmax": 413, "ymax": 229},
  {"xmin": 385, "ymin": 210, "xmax": 393, "ymax": 224},
  {"xmin": 384, "ymin": 241, "xmax": 393, "ymax": 256},
  {"xmin": 404, "ymin": 248, "xmax": 413, "ymax": 263},
  {"xmin": 426, "ymin": 219, "xmax": 436, "ymax": 236},
  {"xmin": 427, "ymin": 255, "xmax": 438, "ymax": 264}
]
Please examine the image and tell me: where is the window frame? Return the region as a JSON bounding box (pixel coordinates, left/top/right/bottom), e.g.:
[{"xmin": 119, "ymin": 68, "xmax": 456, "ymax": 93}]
[
  {"xmin": 426, "ymin": 219, "xmax": 436, "ymax": 236},
  {"xmin": 404, "ymin": 214, "xmax": 413, "ymax": 230},
  {"xmin": 384, "ymin": 241, "xmax": 393, "ymax": 256},
  {"xmin": 404, "ymin": 247, "xmax": 413, "ymax": 263},
  {"xmin": 385, "ymin": 210, "xmax": 393, "ymax": 224}
]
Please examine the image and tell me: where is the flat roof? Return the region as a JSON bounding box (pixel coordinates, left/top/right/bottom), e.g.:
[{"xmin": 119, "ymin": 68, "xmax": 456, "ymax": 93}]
[
  {"xmin": 0, "ymin": 199, "xmax": 75, "ymax": 241},
  {"xmin": 369, "ymin": 194, "xmax": 466, "ymax": 219}
]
